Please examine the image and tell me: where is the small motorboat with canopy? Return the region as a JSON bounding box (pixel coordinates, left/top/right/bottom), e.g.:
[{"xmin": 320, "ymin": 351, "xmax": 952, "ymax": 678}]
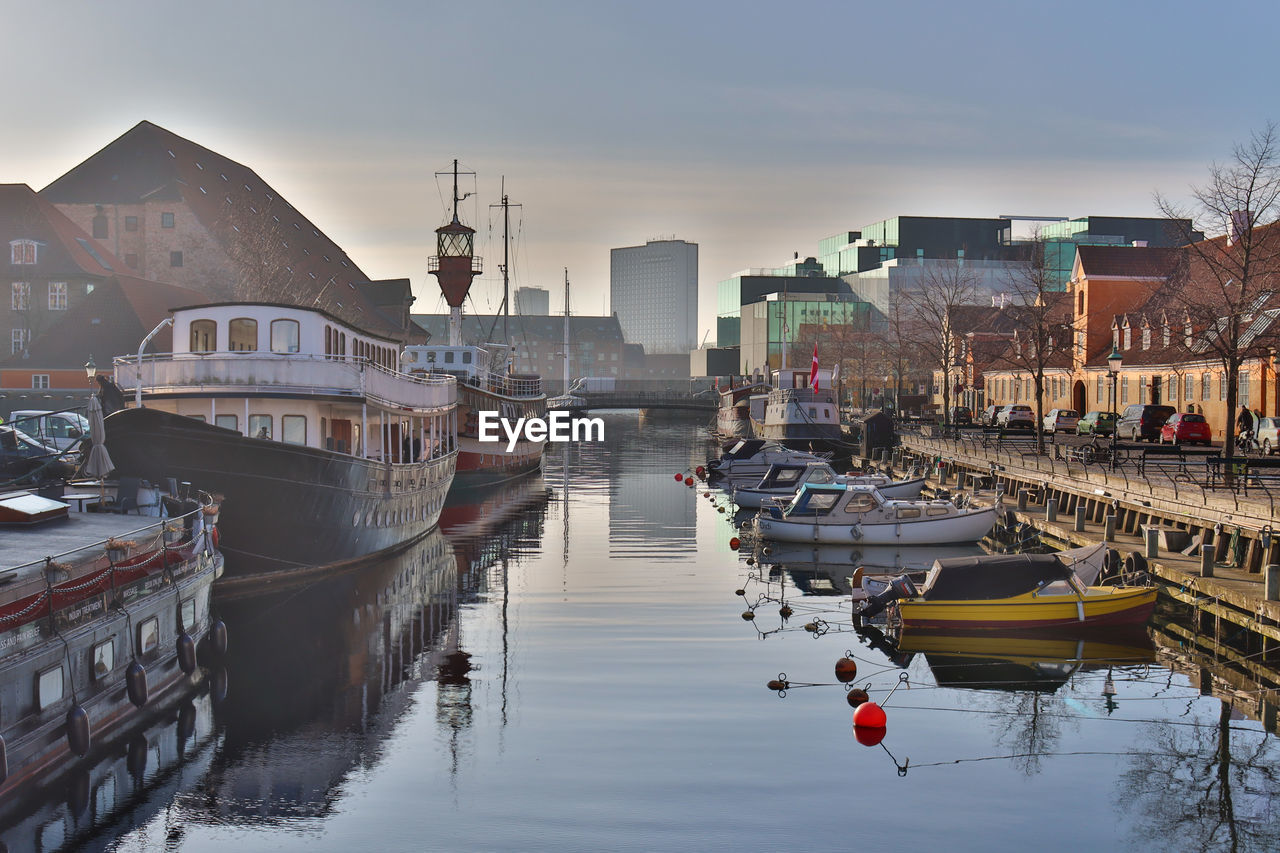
[
  {"xmin": 751, "ymin": 482, "xmax": 997, "ymax": 546},
  {"xmin": 731, "ymin": 460, "xmax": 925, "ymax": 508},
  {"xmin": 856, "ymin": 543, "xmax": 1156, "ymax": 630}
]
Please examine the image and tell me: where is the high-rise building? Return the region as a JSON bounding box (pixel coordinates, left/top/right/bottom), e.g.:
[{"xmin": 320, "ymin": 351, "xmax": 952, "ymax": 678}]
[
  {"xmin": 610, "ymin": 238, "xmax": 698, "ymax": 355},
  {"xmin": 513, "ymin": 286, "xmax": 549, "ymax": 315}
]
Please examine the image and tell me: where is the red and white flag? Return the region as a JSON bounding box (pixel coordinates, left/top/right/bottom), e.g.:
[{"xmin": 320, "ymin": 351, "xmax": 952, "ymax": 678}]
[{"xmin": 810, "ymin": 344, "xmax": 820, "ymax": 391}]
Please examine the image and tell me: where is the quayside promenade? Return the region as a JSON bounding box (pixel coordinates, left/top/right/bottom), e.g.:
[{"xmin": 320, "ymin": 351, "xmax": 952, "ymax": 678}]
[{"xmin": 890, "ymin": 428, "xmax": 1280, "ymax": 729}]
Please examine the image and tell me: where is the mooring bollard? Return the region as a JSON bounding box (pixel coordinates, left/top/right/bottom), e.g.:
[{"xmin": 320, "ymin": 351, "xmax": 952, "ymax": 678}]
[
  {"xmin": 1074, "ymin": 505, "xmax": 1086, "ymax": 533},
  {"xmin": 1145, "ymin": 527, "xmax": 1159, "ymax": 560},
  {"xmin": 956, "ymin": 471, "xmax": 966, "ymax": 490},
  {"xmin": 1104, "ymin": 514, "xmax": 1116, "ymax": 542},
  {"xmin": 1017, "ymin": 490, "xmax": 1028, "ymax": 511},
  {"xmin": 938, "ymin": 463, "xmax": 949, "ymax": 485},
  {"xmin": 1046, "ymin": 498, "xmax": 1057, "ymax": 523},
  {"xmin": 1200, "ymin": 546, "xmax": 1214, "ymax": 578},
  {"xmin": 1267, "ymin": 564, "xmax": 1280, "ymax": 602}
]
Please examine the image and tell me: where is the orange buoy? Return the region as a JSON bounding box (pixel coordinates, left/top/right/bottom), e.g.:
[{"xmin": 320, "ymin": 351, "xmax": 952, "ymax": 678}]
[
  {"xmin": 854, "ymin": 725, "xmax": 886, "ymax": 747},
  {"xmin": 835, "ymin": 657, "xmax": 858, "ymax": 682},
  {"xmin": 696, "ymin": 466, "xmax": 706, "ymax": 477},
  {"xmin": 853, "ymin": 700, "xmax": 886, "ymax": 728},
  {"xmin": 729, "ymin": 537, "xmax": 741, "ymax": 549},
  {"xmin": 846, "ymin": 687, "xmax": 870, "ymax": 708}
]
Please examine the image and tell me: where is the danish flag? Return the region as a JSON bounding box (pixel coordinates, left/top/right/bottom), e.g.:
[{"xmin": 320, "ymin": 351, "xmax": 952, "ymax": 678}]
[{"xmin": 810, "ymin": 344, "xmax": 819, "ymax": 391}]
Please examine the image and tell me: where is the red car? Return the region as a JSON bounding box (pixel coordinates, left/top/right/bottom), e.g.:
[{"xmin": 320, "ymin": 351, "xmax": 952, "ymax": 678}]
[{"xmin": 1159, "ymin": 412, "xmax": 1212, "ymax": 446}]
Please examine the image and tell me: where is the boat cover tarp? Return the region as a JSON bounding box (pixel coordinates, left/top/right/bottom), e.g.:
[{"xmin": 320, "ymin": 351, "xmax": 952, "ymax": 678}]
[
  {"xmin": 722, "ymin": 439, "xmax": 767, "ymax": 459},
  {"xmin": 921, "ymin": 553, "xmax": 1073, "ymax": 601}
]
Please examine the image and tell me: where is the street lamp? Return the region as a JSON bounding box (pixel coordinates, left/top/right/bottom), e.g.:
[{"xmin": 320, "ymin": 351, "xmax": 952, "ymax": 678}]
[
  {"xmin": 1108, "ymin": 346, "xmax": 1122, "ymax": 465},
  {"xmin": 84, "ymin": 355, "xmax": 97, "ymax": 389}
]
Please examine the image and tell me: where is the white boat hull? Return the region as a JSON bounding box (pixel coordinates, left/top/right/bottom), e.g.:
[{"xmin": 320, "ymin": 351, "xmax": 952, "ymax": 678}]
[{"xmin": 753, "ymin": 504, "xmax": 997, "ymax": 545}]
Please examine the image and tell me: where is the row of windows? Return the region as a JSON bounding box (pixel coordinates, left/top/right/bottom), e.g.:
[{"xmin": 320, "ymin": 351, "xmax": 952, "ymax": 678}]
[
  {"xmin": 90, "ymin": 211, "xmax": 176, "ymax": 239},
  {"xmin": 324, "ymin": 325, "xmax": 395, "ymax": 368},
  {"xmin": 36, "ymin": 596, "xmax": 197, "ymax": 713},
  {"xmin": 208, "ymin": 412, "xmax": 308, "ymax": 444},
  {"xmin": 10, "ymin": 281, "xmax": 68, "ymax": 310},
  {"xmin": 191, "ymin": 318, "xmax": 299, "ymax": 353}
]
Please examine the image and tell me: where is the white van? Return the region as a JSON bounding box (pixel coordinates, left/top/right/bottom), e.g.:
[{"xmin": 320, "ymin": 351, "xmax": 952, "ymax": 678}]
[{"xmin": 8, "ymin": 410, "xmax": 90, "ymax": 452}]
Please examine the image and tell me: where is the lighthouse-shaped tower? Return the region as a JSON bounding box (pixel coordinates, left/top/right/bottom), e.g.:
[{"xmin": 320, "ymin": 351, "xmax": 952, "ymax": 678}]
[{"xmin": 429, "ymin": 160, "xmax": 483, "ymax": 346}]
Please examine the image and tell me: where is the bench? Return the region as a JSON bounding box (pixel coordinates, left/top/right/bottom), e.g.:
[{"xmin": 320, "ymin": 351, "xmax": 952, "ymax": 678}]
[{"xmin": 1205, "ymin": 456, "xmax": 1280, "ymax": 494}]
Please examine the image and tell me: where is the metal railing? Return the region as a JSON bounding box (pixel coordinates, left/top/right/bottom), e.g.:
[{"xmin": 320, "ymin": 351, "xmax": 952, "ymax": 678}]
[{"xmin": 114, "ymin": 352, "xmax": 456, "ymax": 412}]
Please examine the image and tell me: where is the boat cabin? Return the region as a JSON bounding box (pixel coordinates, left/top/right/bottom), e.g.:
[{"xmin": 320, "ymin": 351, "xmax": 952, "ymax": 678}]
[
  {"xmin": 402, "ymin": 343, "xmax": 543, "ymax": 400},
  {"xmin": 755, "ymin": 461, "xmax": 838, "ymax": 490},
  {"xmin": 779, "ymin": 483, "xmax": 956, "ymax": 520},
  {"xmin": 116, "ymin": 302, "xmax": 456, "ymax": 464}
]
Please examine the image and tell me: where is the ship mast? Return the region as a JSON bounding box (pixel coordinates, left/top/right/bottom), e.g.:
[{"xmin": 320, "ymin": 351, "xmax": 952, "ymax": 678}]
[
  {"xmin": 562, "ymin": 268, "xmax": 571, "ymax": 391},
  {"xmin": 489, "ymin": 180, "xmax": 521, "ymax": 348},
  {"xmin": 429, "ymin": 159, "xmax": 480, "ymax": 347}
]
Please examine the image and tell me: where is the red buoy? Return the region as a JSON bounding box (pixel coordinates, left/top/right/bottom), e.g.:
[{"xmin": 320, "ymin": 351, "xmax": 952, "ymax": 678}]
[
  {"xmin": 684, "ymin": 476, "xmax": 694, "ymax": 486},
  {"xmin": 835, "ymin": 657, "xmax": 858, "ymax": 682},
  {"xmin": 853, "ymin": 701, "xmax": 886, "ymax": 728},
  {"xmin": 729, "ymin": 537, "xmax": 741, "ymax": 549},
  {"xmin": 846, "ymin": 687, "xmax": 870, "ymax": 708},
  {"xmin": 696, "ymin": 466, "xmax": 706, "ymax": 477},
  {"xmin": 854, "ymin": 725, "xmax": 886, "ymax": 747},
  {"xmin": 675, "ymin": 473, "xmax": 684, "ymax": 481}
]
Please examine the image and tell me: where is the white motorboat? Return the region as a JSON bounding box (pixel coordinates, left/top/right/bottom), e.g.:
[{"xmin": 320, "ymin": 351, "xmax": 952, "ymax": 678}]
[
  {"xmin": 752, "ymin": 482, "xmax": 997, "ymax": 545},
  {"xmin": 732, "ymin": 460, "xmax": 925, "ymax": 508},
  {"xmin": 706, "ymin": 439, "xmax": 829, "ymax": 486}
]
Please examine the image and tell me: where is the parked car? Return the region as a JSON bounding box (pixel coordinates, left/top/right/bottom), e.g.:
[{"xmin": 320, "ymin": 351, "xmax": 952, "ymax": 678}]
[
  {"xmin": 0, "ymin": 425, "xmax": 75, "ymax": 483},
  {"xmin": 9, "ymin": 409, "xmax": 90, "ymax": 452},
  {"xmin": 1159, "ymin": 412, "xmax": 1212, "ymax": 446},
  {"xmin": 981, "ymin": 404, "xmax": 1004, "ymax": 426},
  {"xmin": 1255, "ymin": 416, "xmax": 1280, "ymax": 454},
  {"xmin": 1076, "ymin": 411, "xmax": 1118, "ymax": 436},
  {"xmin": 948, "ymin": 405, "xmax": 973, "ymax": 426},
  {"xmin": 1042, "ymin": 408, "xmax": 1080, "ymax": 434},
  {"xmin": 1116, "ymin": 404, "xmax": 1176, "ymax": 442},
  {"xmin": 997, "ymin": 404, "xmax": 1035, "ymax": 429}
]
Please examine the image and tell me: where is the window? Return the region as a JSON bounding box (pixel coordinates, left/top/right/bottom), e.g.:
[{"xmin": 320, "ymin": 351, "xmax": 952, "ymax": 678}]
[
  {"xmin": 1185, "ymin": 374, "xmax": 1193, "ymax": 400},
  {"xmin": 11, "ymin": 328, "xmax": 28, "ymax": 355},
  {"xmin": 11, "ymin": 281, "xmax": 29, "ymax": 310},
  {"xmin": 92, "ymin": 639, "xmax": 114, "ymax": 679},
  {"xmin": 161, "ymin": 212, "xmax": 175, "ymax": 228},
  {"xmin": 1201, "ymin": 374, "xmax": 1210, "ymax": 401},
  {"xmin": 92, "ymin": 213, "xmax": 108, "ymax": 239},
  {"xmin": 282, "ymin": 415, "xmax": 306, "ymax": 445},
  {"xmin": 462, "ymin": 351, "xmax": 472, "ymax": 364},
  {"xmin": 170, "ymin": 251, "xmax": 183, "ymax": 267},
  {"xmin": 215, "ymin": 414, "xmax": 238, "ymax": 432},
  {"xmin": 444, "ymin": 351, "xmax": 455, "ymax": 364},
  {"xmin": 844, "ymin": 493, "xmax": 878, "ymax": 513},
  {"xmin": 190, "ymin": 319, "xmax": 216, "ymax": 352},
  {"xmin": 1096, "ymin": 376, "xmax": 1103, "ymax": 404},
  {"xmin": 228, "ymin": 318, "xmax": 258, "ymax": 351},
  {"xmin": 1120, "ymin": 377, "xmax": 1129, "ymax": 405},
  {"xmin": 38, "ymin": 665, "xmax": 64, "ymax": 710},
  {"xmin": 125, "ymin": 215, "xmax": 138, "ymax": 232},
  {"xmin": 271, "ymin": 319, "xmax": 300, "ymax": 353},
  {"xmin": 137, "ymin": 617, "xmax": 159, "ymax": 655},
  {"xmin": 1241, "ymin": 373, "xmax": 1251, "ymax": 408},
  {"xmin": 31, "ymin": 374, "xmax": 49, "ymax": 389},
  {"xmin": 48, "ymin": 281, "xmax": 67, "ymax": 310},
  {"xmin": 180, "ymin": 598, "xmax": 196, "ymax": 631},
  {"xmin": 10, "ymin": 239, "xmax": 36, "ymax": 264},
  {"xmin": 249, "ymin": 414, "xmax": 272, "ymax": 439},
  {"xmin": 1141, "ymin": 327, "xmax": 1150, "ymax": 350},
  {"xmin": 1219, "ymin": 372, "xmax": 1227, "ymax": 402}
]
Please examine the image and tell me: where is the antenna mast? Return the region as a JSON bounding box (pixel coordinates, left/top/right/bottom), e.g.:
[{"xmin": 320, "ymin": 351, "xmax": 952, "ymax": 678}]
[
  {"xmin": 489, "ymin": 179, "xmax": 521, "ymax": 346},
  {"xmin": 563, "ymin": 268, "xmax": 571, "ymax": 391}
]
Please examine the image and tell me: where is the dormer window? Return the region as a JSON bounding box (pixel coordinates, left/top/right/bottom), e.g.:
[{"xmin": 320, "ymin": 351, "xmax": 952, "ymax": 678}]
[
  {"xmin": 1123, "ymin": 326, "xmax": 1131, "ymax": 350},
  {"xmin": 1162, "ymin": 322, "xmax": 1170, "ymax": 348},
  {"xmin": 1113, "ymin": 328, "xmax": 1120, "ymax": 349},
  {"xmin": 1184, "ymin": 322, "xmax": 1193, "ymax": 348},
  {"xmin": 1141, "ymin": 327, "xmax": 1150, "ymax": 350},
  {"xmin": 10, "ymin": 240, "xmax": 36, "ymax": 265}
]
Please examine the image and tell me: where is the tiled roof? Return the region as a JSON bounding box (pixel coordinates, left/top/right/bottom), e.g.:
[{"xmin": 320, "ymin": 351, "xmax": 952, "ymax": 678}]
[
  {"xmin": 40, "ymin": 121, "xmax": 409, "ymax": 339},
  {"xmin": 0, "ymin": 184, "xmax": 126, "ymax": 278},
  {"xmin": 1074, "ymin": 245, "xmax": 1182, "ymax": 279},
  {"xmin": 0, "ymin": 275, "xmax": 206, "ymax": 370}
]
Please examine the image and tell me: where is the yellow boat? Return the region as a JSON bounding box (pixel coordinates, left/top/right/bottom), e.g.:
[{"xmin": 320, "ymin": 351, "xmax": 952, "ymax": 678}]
[{"xmin": 859, "ymin": 544, "xmax": 1157, "ymax": 630}]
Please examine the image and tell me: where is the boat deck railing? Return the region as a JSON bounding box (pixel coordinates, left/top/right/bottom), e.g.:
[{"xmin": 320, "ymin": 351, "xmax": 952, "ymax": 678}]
[
  {"xmin": 115, "ymin": 353, "xmax": 457, "ymax": 413},
  {"xmin": 769, "ymin": 387, "xmax": 838, "ymax": 405}
]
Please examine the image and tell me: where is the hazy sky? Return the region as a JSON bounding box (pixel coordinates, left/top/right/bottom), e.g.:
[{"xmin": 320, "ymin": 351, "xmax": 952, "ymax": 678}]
[{"xmin": 3, "ymin": 1, "xmax": 1277, "ymax": 342}]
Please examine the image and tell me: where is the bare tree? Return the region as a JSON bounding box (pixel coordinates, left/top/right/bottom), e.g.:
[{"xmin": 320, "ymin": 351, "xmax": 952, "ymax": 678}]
[
  {"xmin": 997, "ymin": 234, "xmax": 1073, "ymax": 453},
  {"xmin": 217, "ymin": 197, "xmax": 302, "ymax": 304},
  {"xmin": 1157, "ymin": 123, "xmax": 1280, "ymax": 456},
  {"xmin": 901, "ymin": 260, "xmax": 983, "ymax": 429}
]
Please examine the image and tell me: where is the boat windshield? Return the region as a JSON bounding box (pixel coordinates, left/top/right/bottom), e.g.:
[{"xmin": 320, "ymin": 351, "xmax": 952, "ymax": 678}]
[{"xmin": 786, "ymin": 490, "xmax": 840, "ymax": 516}]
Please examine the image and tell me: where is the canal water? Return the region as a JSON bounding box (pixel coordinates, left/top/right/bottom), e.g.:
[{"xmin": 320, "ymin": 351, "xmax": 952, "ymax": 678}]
[{"xmin": 5, "ymin": 415, "xmax": 1278, "ymax": 851}]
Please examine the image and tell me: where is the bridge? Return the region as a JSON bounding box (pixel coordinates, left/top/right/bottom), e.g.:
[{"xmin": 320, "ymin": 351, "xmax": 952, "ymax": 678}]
[{"xmin": 557, "ymin": 392, "xmax": 717, "ymax": 413}]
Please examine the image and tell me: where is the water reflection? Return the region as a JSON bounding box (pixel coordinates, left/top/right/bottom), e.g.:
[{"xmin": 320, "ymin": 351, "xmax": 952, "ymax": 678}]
[{"xmin": 177, "ymin": 530, "xmax": 458, "ymax": 826}]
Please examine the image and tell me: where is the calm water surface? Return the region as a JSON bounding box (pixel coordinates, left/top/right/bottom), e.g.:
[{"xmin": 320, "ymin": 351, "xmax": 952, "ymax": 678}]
[{"xmin": 7, "ymin": 415, "xmax": 1278, "ymax": 851}]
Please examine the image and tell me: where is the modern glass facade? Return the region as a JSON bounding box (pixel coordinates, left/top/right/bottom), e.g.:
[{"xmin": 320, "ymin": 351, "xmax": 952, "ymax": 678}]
[{"xmin": 738, "ymin": 293, "xmax": 877, "ymax": 373}]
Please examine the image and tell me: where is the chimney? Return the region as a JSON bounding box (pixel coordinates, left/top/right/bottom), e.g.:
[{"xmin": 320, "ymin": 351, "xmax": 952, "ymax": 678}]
[{"xmin": 1228, "ymin": 209, "xmax": 1251, "ymax": 246}]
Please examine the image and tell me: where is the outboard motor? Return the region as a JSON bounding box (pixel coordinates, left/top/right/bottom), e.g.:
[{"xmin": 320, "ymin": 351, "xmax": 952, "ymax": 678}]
[{"xmin": 856, "ymin": 574, "xmax": 919, "ymax": 619}]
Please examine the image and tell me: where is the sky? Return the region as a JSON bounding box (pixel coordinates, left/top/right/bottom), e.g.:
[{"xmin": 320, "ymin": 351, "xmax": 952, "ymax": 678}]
[{"xmin": 3, "ymin": 0, "xmax": 1278, "ymax": 344}]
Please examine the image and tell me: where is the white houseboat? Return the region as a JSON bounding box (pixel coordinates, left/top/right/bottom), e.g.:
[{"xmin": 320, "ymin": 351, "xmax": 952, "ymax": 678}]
[
  {"xmin": 751, "ymin": 367, "xmax": 846, "ymax": 454},
  {"xmin": 105, "ymin": 302, "xmax": 458, "ymax": 579}
]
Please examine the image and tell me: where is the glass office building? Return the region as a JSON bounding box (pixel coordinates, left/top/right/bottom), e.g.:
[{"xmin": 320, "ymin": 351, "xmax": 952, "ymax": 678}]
[{"xmin": 610, "ymin": 239, "xmax": 698, "ymax": 355}]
